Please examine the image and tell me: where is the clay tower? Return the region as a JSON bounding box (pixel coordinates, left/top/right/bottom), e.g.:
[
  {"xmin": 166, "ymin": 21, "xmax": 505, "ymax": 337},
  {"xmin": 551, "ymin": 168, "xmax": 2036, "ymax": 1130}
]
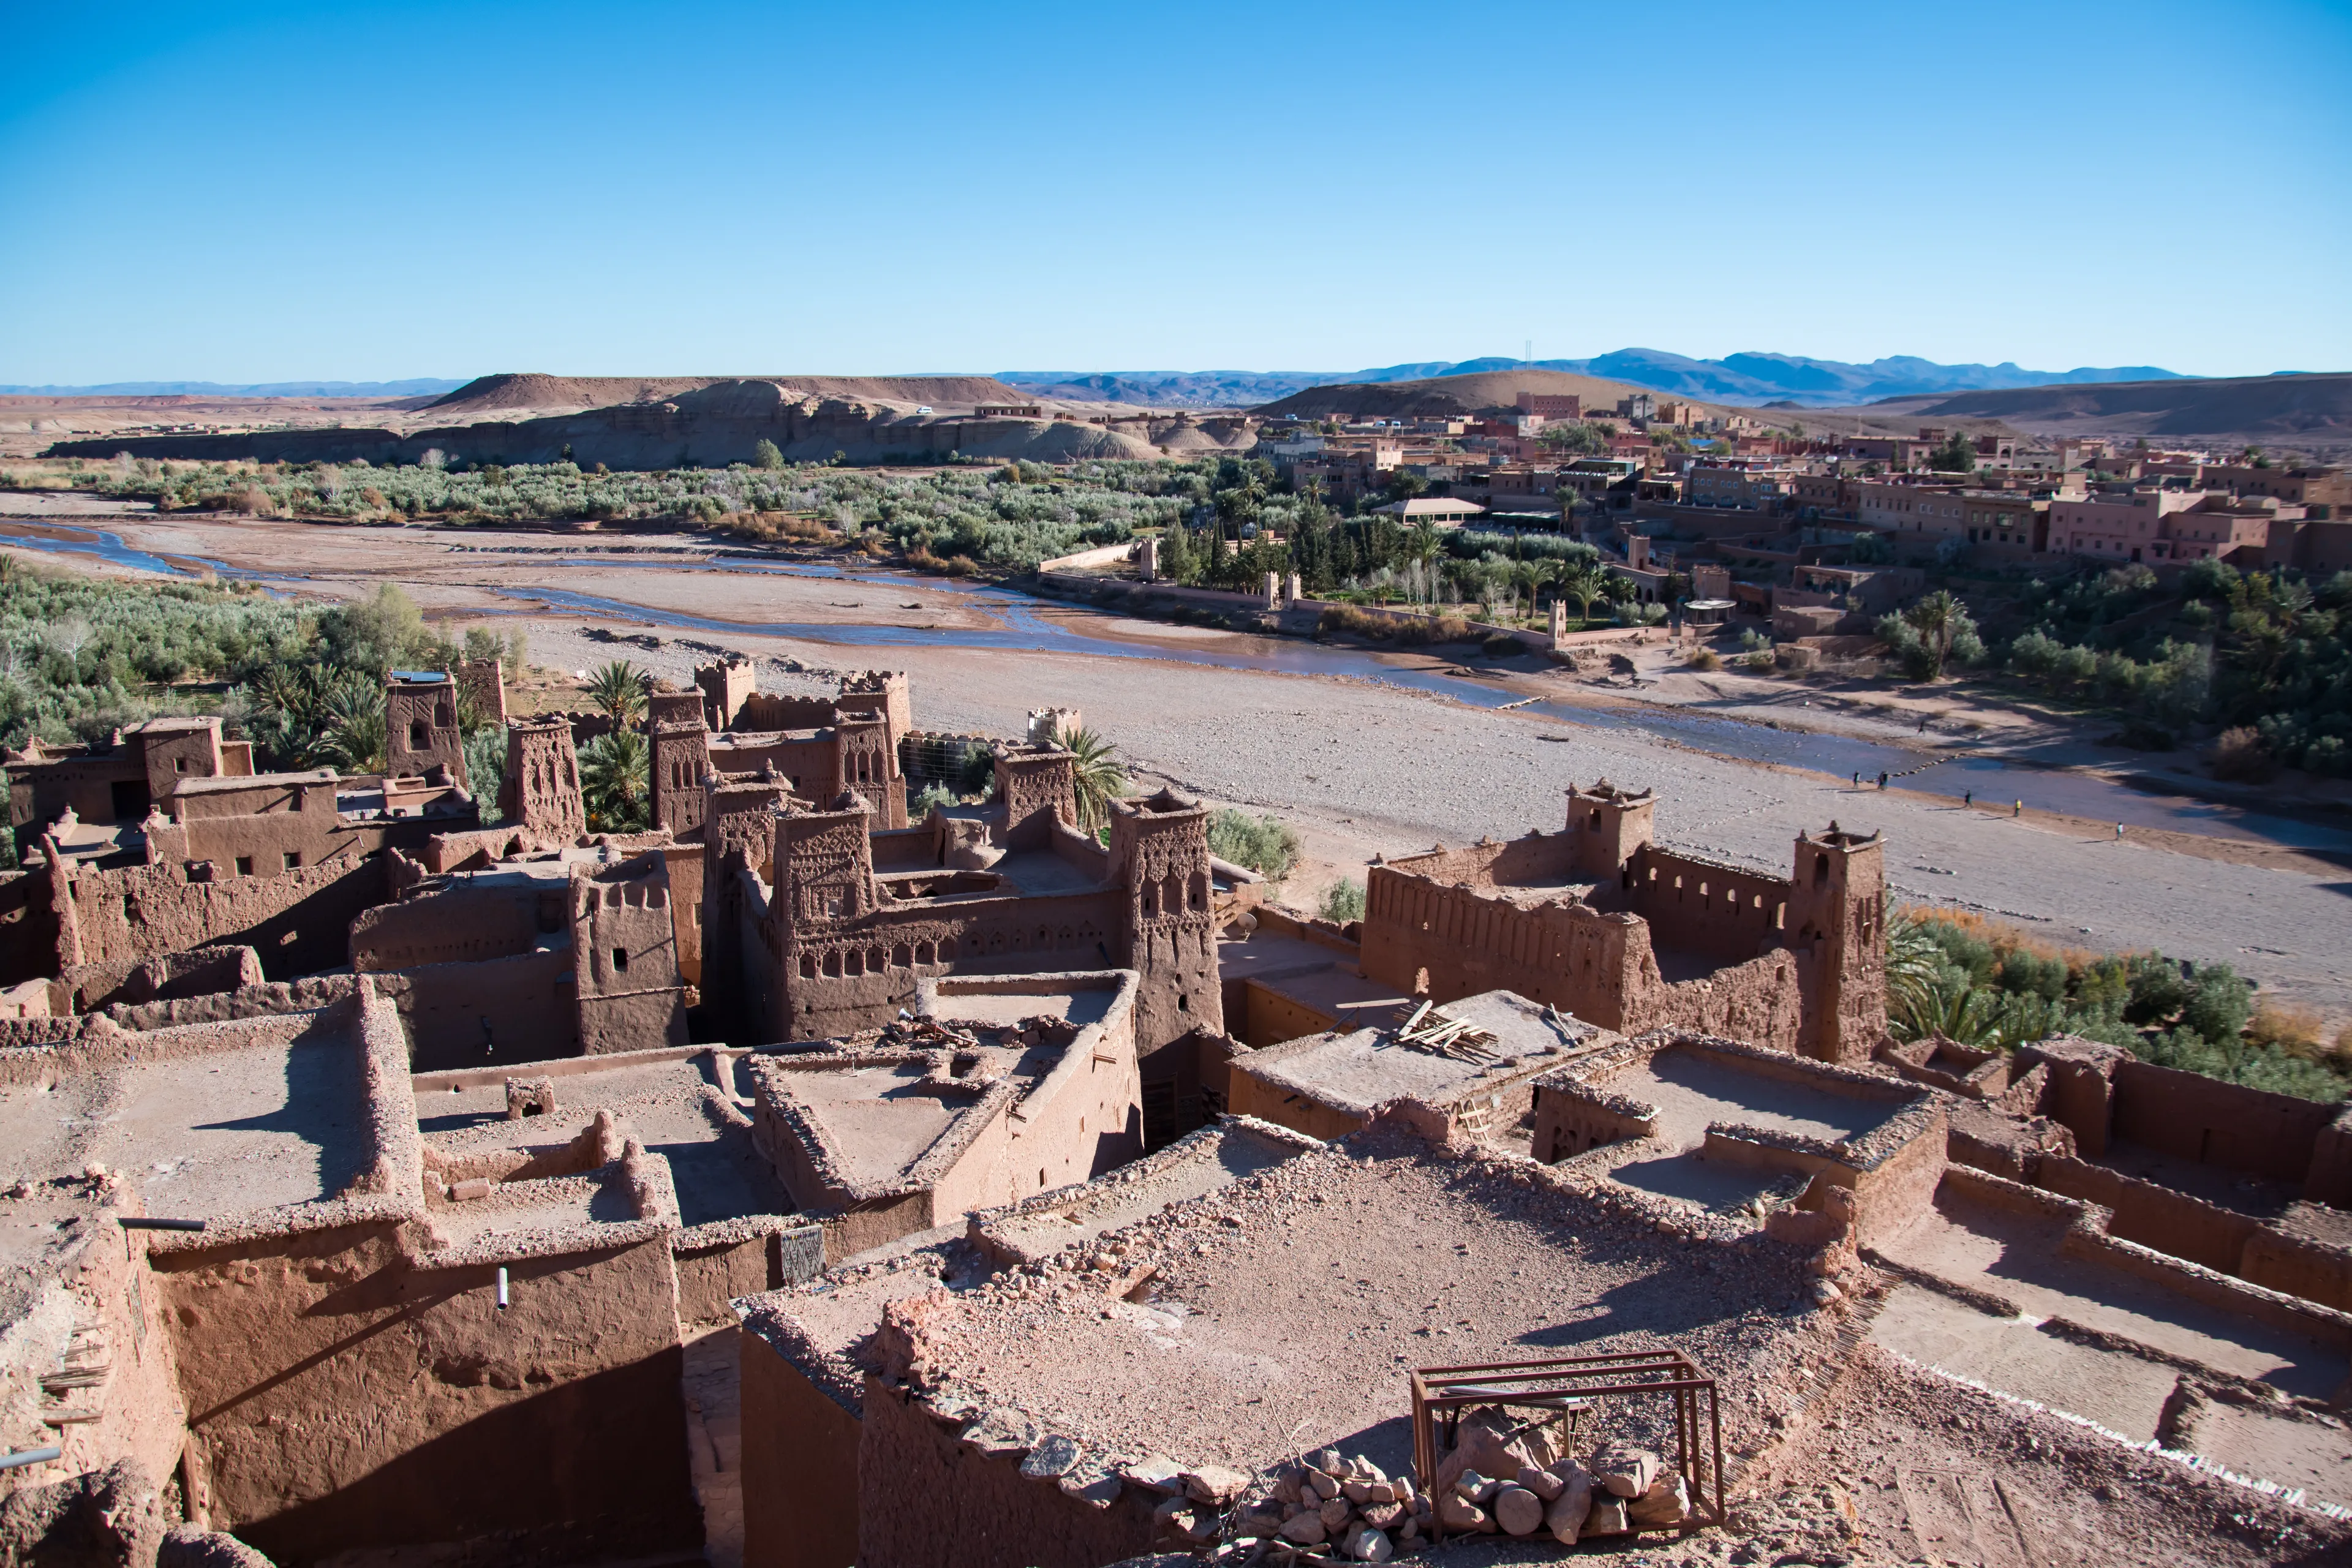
[
  {"xmin": 500, "ymin": 720, "xmax": 585, "ymax": 840},
  {"xmin": 1787, "ymin": 821, "xmax": 1888, "ymax": 1064},
  {"xmin": 1565, "ymin": 779, "xmax": 1657, "ymax": 881},
  {"xmin": 386, "ymin": 672, "xmax": 466, "ymax": 785},
  {"xmin": 1107, "ymin": 788, "xmax": 1223, "ymax": 1050}
]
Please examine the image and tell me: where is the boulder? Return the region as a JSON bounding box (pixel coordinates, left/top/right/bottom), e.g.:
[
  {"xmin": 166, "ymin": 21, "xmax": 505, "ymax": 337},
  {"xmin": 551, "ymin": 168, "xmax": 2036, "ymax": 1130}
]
[
  {"xmin": 1452, "ymin": 1469, "xmax": 1498, "ymax": 1504},
  {"xmin": 1583, "ymin": 1496, "xmax": 1630, "ymax": 1537},
  {"xmin": 1544, "ymin": 1466, "xmax": 1594, "ymax": 1546},
  {"xmin": 1627, "ymin": 1474, "xmax": 1691, "ymax": 1529},
  {"xmin": 1183, "ymin": 1465, "xmax": 1250, "ymax": 1506},
  {"xmin": 1435, "ymin": 1492, "xmax": 1490, "ymax": 1534},
  {"xmin": 1281, "ymin": 1513, "xmax": 1328, "ymax": 1546},
  {"xmin": 1493, "ymin": 1485, "xmax": 1544, "ymax": 1537},
  {"xmin": 1515, "ymin": 1463, "xmax": 1565, "ymax": 1502},
  {"xmin": 1308, "ymin": 1469, "xmax": 1341, "ymax": 1500},
  {"xmin": 1432, "ymin": 1406, "xmax": 1560, "ymax": 1503},
  {"xmin": 1343, "ymin": 1523, "xmax": 1393, "ymax": 1562},
  {"xmin": 1591, "ymin": 1441, "xmax": 1661, "ymax": 1499},
  {"xmin": 1319, "ymin": 1496, "xmax": 1352, "ymax": 1531}
]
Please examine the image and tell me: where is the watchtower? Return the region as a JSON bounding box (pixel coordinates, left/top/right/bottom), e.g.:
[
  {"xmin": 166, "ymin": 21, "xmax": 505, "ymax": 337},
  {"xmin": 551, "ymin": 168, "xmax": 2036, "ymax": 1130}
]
[
  {"xmin": 695, "ymin": 656, "xmax": 759, "ymax": 731},
  {"xmin": 650, "ymin": 718, "xmax": 713, "ymax": 839},
  {"xmin": 993, "ymin": 744, "xmax": 1078, "ymax": 851},
  {"xmin": 500, "ymin": 720, "xmax": 585, "ymax": 840},
  {"xmin": 386, "ymin": 672, "xmax": 466, "ymax": 785},
  {"xmin": 1565, "ymin": 779, "xmax": 1657, "ymax": 880},
  {"xmin": 836, "ymin": 670, "xmax": 913, "ymax": 749},
  {"xmin": 772, "ymin": 793, "xmax": 878, "ymax": 928},
  {"xmin": 1107, "ymin": 788, "xmax": 1223, "ymax": 1050},
  {"xmin": 1786, "ymin": 821, "xmax": 1888, "ymax": 1064}
]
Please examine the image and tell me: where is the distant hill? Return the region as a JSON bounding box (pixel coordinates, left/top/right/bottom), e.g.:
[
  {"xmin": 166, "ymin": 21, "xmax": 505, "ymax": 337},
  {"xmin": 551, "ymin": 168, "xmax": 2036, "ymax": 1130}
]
[
  {"xmin": 1867, "ymin": 372, "xmax": 2352, "ymax": 440},
  {"xmin": 1250, "ymin": 368, "xmax": 1684, "ymax": 421},
  {"xmin": 426, "ymin": 371, "xmax": 1031, "ymax": 418},
  {"xmin": 0, "ymin": 379, "xmax": 464, "ymax": 398},
  {"xmin": 1002, "ymin": 353, "xmax": 2191, "ymax": 409}
]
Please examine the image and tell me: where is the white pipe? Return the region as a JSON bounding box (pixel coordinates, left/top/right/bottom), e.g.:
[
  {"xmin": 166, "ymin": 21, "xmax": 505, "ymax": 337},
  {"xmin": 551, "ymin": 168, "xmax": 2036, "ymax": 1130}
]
[{"xmin": 496, "ymin": 1267, "xmax": 509, "ymax": 1310}]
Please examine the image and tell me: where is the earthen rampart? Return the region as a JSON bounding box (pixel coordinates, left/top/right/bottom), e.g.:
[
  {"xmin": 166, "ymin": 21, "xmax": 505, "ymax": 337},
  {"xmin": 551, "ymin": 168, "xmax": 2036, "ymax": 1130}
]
[{"xmin": 48, "ymin": 843, "xmax": 386, "ymax": 981}]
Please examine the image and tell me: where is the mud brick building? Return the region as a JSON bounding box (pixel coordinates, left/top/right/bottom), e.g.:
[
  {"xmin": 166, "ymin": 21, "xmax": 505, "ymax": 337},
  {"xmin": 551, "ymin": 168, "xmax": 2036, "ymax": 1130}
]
[{"xmin": 1359, "ymin": 781, "xmax": 1887, "ymax": 1062}]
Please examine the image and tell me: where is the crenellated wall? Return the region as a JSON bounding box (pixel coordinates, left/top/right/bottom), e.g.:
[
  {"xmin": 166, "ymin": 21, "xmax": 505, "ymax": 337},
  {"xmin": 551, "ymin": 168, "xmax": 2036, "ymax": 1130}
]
[
  {"xmin": 1622, "ymin": 846, "xmax": 1789, "ymax": 964},
  {"xmin": 50, "ymin": 844, "xmax": 386, "ymax": 982}
]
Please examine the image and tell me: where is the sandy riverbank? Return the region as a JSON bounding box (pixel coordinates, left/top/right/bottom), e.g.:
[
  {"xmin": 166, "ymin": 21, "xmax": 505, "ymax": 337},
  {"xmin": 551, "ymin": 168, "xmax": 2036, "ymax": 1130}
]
[{"xmin": 7, "ymin": 508, "xmax": 2346, "ymax": 1021}]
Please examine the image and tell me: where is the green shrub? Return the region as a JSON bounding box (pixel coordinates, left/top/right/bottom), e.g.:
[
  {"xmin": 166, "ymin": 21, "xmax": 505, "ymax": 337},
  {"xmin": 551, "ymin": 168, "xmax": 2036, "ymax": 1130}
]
[
  {"xmin": 1317, "ymin": 878, "xmax": 1366, "ymax": 923},
  {"xmin": 1207, "ymin": 809, "xmax": 1300, "ymax": 883}
]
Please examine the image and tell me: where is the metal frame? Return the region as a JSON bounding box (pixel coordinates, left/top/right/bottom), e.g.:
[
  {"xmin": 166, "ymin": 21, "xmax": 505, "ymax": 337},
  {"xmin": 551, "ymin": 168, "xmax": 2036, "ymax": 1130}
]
[{"xmin": 1408, "ymin": 1349, "xmax": 1725, "ymax": 1540}]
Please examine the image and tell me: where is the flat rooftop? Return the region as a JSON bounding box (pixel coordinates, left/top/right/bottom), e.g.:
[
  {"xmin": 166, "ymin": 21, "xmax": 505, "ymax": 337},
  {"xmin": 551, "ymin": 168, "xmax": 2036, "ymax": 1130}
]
[
  {"xmin": 0, "ymin": 1011, "xmax": 374, "ymax": 1221},
  {"xmin": 988, "ymin": 850, "xmax": 1101, "ymax": 898},
  {"xmin": 1234, "ymin": 990, "xmax": 1597, "ymax": 1115},
  {"xmin": 929, "ymin": 986, "xmax": 1117, "ymax": 1031},
  {"xmin": 1605, "ymin": 1045, "xmax": 1909, "ymax": 1152},
  {"xmin": 770, "ymin": 1061, "xmax": 970, "ymax": 1193},
  {"xmin": 420, "ymin": 1051, "xmax": 787, "ymax": 1228},
  {"xmin": 971, "ymin": 1117, "xmax": 1317, "ymax": 1267},
  {"xmin": 881, "ymin": 1125, "xmax": 1814, "ymax": 1479}
]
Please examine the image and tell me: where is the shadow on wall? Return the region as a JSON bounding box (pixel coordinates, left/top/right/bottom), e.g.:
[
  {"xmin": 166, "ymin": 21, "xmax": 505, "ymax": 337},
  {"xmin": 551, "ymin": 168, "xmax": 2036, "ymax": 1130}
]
[{"xmin": 233, "ymin": 1349, "xmax": 703, "ymax": 1566}]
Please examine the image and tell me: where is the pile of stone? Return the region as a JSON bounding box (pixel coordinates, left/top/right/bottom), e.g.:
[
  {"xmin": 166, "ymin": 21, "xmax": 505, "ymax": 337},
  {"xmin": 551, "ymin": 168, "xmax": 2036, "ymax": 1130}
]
[
  {"xmin": 1228, "ymin": 1447, "xmax": 1425, "ymax": 1562},
  {"xmin": 1430, "ymin": 1406, "xmax": 1693, "ymax": 1548},
  {"xmin": 1197, "ymin": 1415, "xmax": 1693, "ymax": 1563},
  {"xmin": 1433, "ymin": 1437, "xmax": 1690, "ymax": 1546}
]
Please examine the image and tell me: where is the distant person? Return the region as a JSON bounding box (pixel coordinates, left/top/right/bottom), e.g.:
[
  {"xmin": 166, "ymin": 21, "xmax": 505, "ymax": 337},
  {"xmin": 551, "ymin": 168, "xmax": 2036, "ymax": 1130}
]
[
  {"xmin": 2014, "ymin": 799, "xmax": 2022, "ymax": 818},
  {"xmin": 1852, "ymin": 771, "xmax": 1861, "ymax": 788},
  {"xmin": 2116, "ymin": 823, "xmax": 2125, "ymax": 842},
  {"xmin": 1876, "ymin": 771, "xmax": 1888, "ymax": 790},
  {"xmin": 1962, "ymin": 790, "xmax": 1973, "ymax": 809}
]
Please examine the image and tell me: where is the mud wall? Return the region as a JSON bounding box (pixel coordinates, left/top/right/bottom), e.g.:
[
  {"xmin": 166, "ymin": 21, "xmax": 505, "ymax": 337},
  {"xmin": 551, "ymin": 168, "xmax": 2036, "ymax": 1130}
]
[
  {"xmin": 1642, "ymin": 949, "xmax": 1807, "ymax": 1054},
  {"xmin": 55, "ymin": 856, "xmax": 386, "ymax": 982},
  {"xmin": 1623, "ymin": 847, "xmax": 1788, "ymax": 964},
  {"xmin": 2109, "ymin": 1060, "xmax": 2337, "ymax": 1183},
  {"xmin": 1235, "ymin": 976, "xmax": 1341, "ymax": 1050},
  {"xmin": 1531, "ymin": 1080, "xmax": 1656, "ymax": 1163},
  {"xmin": 348, "ymin": 882, "xmax": 549, "ymax": 972},
  {"xmin": 1360, "ymin": 868, "xmax": 1642, "ymax": 1023},
  {"xmin": 155, "ymin": 1225, "xmax": 701, "ymax": 1565},
  {"xmin": 372, "ymin": 947, "xmax": 580, "ymax": 1069},
  {"xmin": 856, "ymin": 1378, "xmax": 1152, "ymax": 1568},
  {"xmin": 2033, "ymin": 1153, "xmax": 2263, "ymax": 1275},
  {"xmin": 2241, "ymin": 1227, "xmax": 2352, "ymax": 1313},
  {"xmin": 0, "ymin": 1197, "xmax": 188, "ymax": 1515},
  {"xmin": 740, "ymin": 1330, "xmax": 862, "ymax": 1568}
]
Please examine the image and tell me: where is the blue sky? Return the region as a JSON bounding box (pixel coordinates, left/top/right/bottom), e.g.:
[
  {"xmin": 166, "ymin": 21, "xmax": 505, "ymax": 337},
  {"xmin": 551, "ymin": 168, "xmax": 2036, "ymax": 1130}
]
[{"xmin": 2, "ymin": 0, "xmax": 2346, "ymax": 384}]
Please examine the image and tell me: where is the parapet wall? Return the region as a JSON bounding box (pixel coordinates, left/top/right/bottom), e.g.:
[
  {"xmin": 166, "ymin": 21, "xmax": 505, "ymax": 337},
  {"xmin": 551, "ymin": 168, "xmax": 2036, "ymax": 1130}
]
[
  {"xmin": 1624, "ymin": 846, "xmax": 1789, "ymax": 965},
  {"xmin": 50, "ymin": 851, "xmax": 387, "ymax": 982}
]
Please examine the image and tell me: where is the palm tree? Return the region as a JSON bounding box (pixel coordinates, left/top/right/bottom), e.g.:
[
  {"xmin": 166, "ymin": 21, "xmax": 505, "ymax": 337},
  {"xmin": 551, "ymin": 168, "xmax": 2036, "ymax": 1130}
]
[
  {"xmin": 1557, "ymin": 564, "xmax": 1610, "ymax": 629},
  {"xmin": 586, "ymin": 660, "xmax": 649, "ymax": 729},
  {"xmin": 1902, "ymin": 590, "xmax": 1963, "ymax": 677},
  {"xmin": 1883, "ymin": 916, "xmax": 1947, "ymax": 1031},
  {"xmin": 579, "ymin": 729, "xmax": 650, "ymax": 833},
  {"xmin": 1058, "ymin": 725, "xmax": 1132, "ymax": 832},
  {"xmin": 317, "ymin": 670, "xmax": 388, "ymax": 774}
]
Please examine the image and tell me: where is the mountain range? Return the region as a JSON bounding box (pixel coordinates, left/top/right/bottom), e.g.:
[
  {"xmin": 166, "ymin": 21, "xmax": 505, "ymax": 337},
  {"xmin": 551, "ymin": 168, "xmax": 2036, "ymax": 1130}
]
[{"xmin": 998, "ymin": 352, "xmax": 2188, "ymax": 409}]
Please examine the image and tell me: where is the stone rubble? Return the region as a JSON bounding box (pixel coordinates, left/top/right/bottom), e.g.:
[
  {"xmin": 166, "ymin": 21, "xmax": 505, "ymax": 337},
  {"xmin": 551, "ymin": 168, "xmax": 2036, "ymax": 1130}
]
[{"xmin": 1201, "ymin": 1410, "xmax": 1688, "ymax": 1563}]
